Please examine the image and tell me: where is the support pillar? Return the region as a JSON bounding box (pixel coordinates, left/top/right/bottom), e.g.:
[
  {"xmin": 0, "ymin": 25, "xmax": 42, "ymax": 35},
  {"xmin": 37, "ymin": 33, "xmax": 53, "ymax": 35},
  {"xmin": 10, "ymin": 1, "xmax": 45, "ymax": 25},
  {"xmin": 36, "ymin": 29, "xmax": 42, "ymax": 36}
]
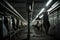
[{"xmin": 26, "ymin": 0, "xmax": 34, "ymax": 40}]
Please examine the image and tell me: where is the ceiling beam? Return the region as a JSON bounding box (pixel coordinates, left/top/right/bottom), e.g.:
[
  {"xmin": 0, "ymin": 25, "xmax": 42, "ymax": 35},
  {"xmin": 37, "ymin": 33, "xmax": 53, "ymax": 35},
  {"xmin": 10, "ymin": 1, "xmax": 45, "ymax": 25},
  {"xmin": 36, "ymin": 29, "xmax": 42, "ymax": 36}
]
[{"xmin": 3, "ymin": 0, "xmax": 27, "ymax": 23}]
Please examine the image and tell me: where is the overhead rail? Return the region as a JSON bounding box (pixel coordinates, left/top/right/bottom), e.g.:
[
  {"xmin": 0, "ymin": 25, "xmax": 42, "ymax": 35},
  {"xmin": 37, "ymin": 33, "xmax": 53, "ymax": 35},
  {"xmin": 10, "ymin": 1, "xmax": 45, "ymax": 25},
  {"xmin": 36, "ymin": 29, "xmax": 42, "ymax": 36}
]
[
  {"xmin": 3, "ymin": 0, "xmax": 27, "ymax": 23},
  {"xmin": 47, "ymin": 1, "xmax": 60, "ymax": 14},
  {"xmin": 0, "ymin": 2, "xmax": 18, "ymax": 17}
]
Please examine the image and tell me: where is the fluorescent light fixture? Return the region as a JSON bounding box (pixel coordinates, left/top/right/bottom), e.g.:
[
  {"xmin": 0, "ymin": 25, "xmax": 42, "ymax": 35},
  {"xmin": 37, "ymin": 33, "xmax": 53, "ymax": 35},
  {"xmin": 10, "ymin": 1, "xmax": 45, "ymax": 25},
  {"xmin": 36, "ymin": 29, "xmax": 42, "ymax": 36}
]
[
  {"xmin": 46, "ymin": 0, "xmax": 52, "ymax": 7},
  {"xmin": 29, "ymin": 5, "xmax": 31, "ymax": 10},
  {"xmin": 36, "ymin": 8, "xmax": 45, "ymax": 18},
  {"xmin": 39, "ymin": 8, "xmax": 45, "ymax": 14},
  {"xmin": 48, "ymin": 1, "xmax": 59, "ymax": 12},
  {"xmin": 47, "ymin": 8, "xmax": 52, "ymax": 12},
  {"xmin": 30, "ymin": 8, "xmax": 45, "ymax": 26},
  {"xmin": 39, "ymin": 15, "xmax": 43, "ymax": 18}
]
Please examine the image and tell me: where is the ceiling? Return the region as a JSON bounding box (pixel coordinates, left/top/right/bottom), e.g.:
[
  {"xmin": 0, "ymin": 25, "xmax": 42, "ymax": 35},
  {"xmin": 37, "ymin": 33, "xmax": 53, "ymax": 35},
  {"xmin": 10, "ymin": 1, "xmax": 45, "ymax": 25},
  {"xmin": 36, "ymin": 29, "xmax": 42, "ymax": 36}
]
[{"xmin": 7, "ymin": 0, "xmax": 57, "ymax": 21}]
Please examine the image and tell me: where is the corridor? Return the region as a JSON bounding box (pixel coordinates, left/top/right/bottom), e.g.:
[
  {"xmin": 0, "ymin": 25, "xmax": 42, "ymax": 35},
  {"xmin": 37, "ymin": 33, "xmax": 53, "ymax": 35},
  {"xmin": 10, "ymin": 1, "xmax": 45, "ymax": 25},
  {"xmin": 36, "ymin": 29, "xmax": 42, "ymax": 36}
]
[{"xmin": 0, "ymin": 0, "xmax": 60, "ymax": 40}]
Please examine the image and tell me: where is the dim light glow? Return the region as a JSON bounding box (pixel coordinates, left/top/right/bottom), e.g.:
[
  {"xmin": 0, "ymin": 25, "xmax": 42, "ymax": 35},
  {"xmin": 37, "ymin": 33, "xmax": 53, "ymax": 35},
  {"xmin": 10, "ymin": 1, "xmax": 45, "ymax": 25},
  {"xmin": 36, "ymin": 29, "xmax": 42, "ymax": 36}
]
[
  {"xmin": 36, "ymin": 8, "xmax": 45, "ymax": 18},
  {"xmin": 39, "ymin": 15, "xmax": 43, "ymax": 18},
  {"xmin": 39, "ymin": 8, "xmax": 45, "ymax": 15},
  {"xmin": 29, "ymin": 5, "xmax": 31, "ymax": 10},
  {"xmin": 47, "ymin": 8, "xmax": 52, "ymax": 12},
  {"xmin": 46, "ymin": 0, "xmax": 52, "ymax": 7}
]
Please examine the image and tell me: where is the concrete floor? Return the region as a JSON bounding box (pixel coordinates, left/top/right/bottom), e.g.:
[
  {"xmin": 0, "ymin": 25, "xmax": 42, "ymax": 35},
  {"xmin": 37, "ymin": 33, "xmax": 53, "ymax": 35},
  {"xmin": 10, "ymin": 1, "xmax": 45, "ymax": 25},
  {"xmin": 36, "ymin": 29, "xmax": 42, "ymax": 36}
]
[{"xmin": 12, "ymin": 26, "xmax": 56, "ymax": 40}]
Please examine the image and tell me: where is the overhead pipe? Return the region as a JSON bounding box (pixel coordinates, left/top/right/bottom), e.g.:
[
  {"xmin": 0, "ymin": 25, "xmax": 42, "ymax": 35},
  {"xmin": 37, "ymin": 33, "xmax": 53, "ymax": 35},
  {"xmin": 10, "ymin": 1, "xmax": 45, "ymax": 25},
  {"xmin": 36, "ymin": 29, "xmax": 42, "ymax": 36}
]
[
  {"xmin": 0, "ymin": 2, "xmax": 18, "ymax": 17},
  {"xmin": 47, "ymin": 1, "xmax": 60, "ymax": 13},
  {"xmin": 3, "ymin": 0, "xmax": 27, "ymax": 23},
  {"xmin": 0, "ymin": 2, "xmax": 26, "ymax": 22}
]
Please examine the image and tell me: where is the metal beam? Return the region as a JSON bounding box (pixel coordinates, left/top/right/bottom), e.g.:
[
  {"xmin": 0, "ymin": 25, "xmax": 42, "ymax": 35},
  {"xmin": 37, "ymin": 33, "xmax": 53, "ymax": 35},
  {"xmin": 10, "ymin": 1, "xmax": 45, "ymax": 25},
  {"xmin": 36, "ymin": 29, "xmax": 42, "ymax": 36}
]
[
  {"xmin": 0, "ymin": 2, "xmax": 27, "ymax": 23},
  {"xmin": 3, "ymin": 0, "xmax": 27, "ymax": 23}
]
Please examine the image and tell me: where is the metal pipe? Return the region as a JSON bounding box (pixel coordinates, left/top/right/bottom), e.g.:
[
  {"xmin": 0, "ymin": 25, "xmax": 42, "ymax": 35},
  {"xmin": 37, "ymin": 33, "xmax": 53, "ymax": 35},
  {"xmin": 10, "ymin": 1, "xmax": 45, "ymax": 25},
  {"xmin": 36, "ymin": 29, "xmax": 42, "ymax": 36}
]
[{"xmin": 3, "ymin": 0, "xmax": 27, "ymax": 23}]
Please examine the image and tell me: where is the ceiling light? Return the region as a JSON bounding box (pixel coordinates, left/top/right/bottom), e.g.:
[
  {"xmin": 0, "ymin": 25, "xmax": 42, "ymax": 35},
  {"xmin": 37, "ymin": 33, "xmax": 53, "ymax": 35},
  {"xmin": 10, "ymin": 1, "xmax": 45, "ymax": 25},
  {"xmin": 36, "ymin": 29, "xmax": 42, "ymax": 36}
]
[
  {"xmin": 47, "ymin": 1, "xmax": 59, "ymax": 12},
  {"xmin": 36, "ymin": 8, "xmax": 45, "ymax": 18},
  {"xmin": 39, "ymin": 8, "xmax": 45, "ymax": 14},
  {"xmin": 46, "ymin": 0, "xmax": 52, "ymax": 7},
  {"xmin": 39, "ymin": 15, "xmax": 43, "ymax": 18}
]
